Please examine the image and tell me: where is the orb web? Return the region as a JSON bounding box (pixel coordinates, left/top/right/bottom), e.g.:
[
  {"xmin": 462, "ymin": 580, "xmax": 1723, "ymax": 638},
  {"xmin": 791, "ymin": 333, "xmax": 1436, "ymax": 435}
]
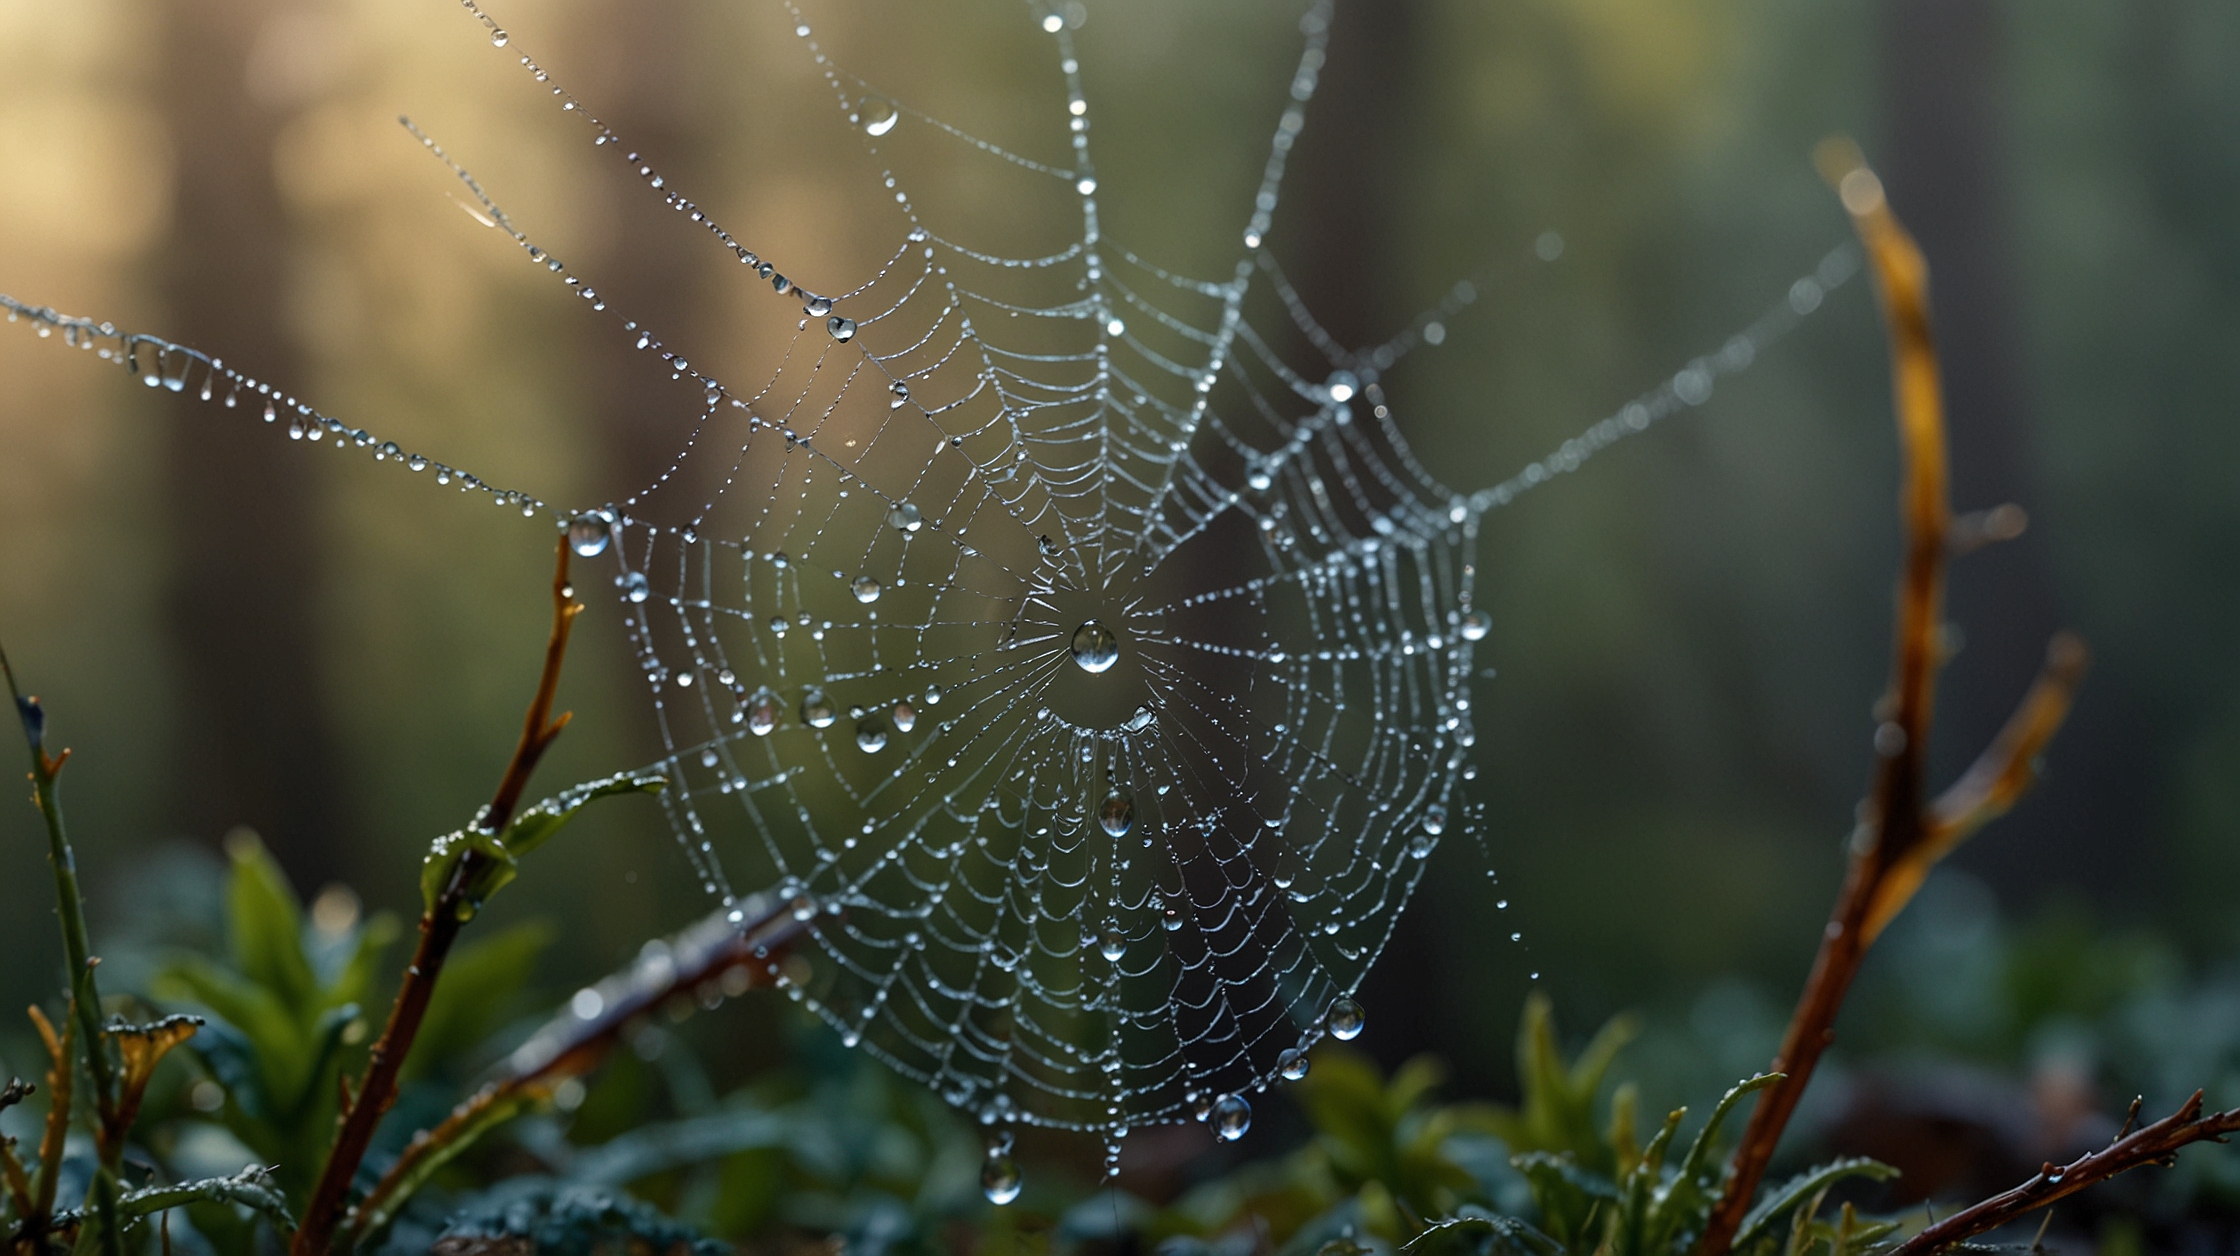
[{"xmin": 0, "ymin": 0, "xmax": 1858, "ymax": 1145}]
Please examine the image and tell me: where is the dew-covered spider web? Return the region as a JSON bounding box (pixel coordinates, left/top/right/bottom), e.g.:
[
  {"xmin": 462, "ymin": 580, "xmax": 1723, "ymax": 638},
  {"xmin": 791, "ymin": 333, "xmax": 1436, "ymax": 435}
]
[{"xmin": 0, "ymin": 0, "xmax": 1858, "ymax": 1162}]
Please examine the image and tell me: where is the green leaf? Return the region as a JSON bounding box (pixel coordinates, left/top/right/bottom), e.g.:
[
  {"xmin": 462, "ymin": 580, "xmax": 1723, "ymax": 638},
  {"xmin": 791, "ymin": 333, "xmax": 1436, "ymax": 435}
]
[
  {"xmin": 1403, "ymin": 1212, "xmax": 1565, "ymax": 1256},
  {"xmin": 1510, "ymin": 1152, "xmax": 1615, "ymax": 1247},
  {"xmin": 223, "ymin": 831, "xmax": 316, "ymax": 1013},
  {"xmin": 421, "ymin": 827, "xmax": 514, "ymax": 914},
  {"xmin": 420, "ymin": 772, "xmax": 663, "ymax": 912},
  {"xmin": 500, "ymin": 771, "xmax": 666, "ymax": 860},
  {"xmin": 332, "ymin": 911, "xmax": 403, "ymax": 1009},
  {"xmin": 1735, "ymin": 1158, "xmax": 1900, "ymax": 1250}
]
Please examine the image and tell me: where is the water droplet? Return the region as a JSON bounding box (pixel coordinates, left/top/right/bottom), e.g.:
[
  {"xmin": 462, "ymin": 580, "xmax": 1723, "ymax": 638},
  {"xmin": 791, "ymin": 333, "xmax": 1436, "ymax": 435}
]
[
  {"xmin": 623, "ymin": 571, "xmax": 650, "ymax": 603},
  {"xmin": 827, "ymin": 316, "xmax": 857, "ymax": 342},
  {"xmin": 1410, "ymin": 833, "xmax": 1435, "ymax": 858},
  {"xmin": 1125, "ymin": 704, "xmax": 1154, "ymax": 732},
  {"xmin": 490, "ymin": 27, "xmax": 508, "ymax": 45},
  {"xmin": 856, "ymin": 719, "xmax": 888, "ymax": 753},
  {"xmin": 892, "ymin": 701, "xmax": 917, "ymax": 733},
  {"xmin": 1098, "ymin": 787, "xmax": 1135, "ymax": 837},
  {"xmin": 852, "ymin": 575, "xmax": 882, "ymax": 603},
  {"xmin": 1071, "ymin": 621, "xmax": 1118, "ymax": 673},
  {"xmin": 1211, "ymin": 1094, "xmax": 1251, "ymax": 1141},
  {"xmin": 1324, "ymin": 370, "xmax": 1358, "ymax": 404},
  {"xmin": 569, "ymin": 512, "xmax": 612, "ymax": 557},
  {"xmin": 805, "ymin": 295, "xmax": 834, "ymax": 317},
  {"xmin": 700, "ymin": 748, "xmax": 719, "ymax": 768},
  {"xmin": 1327, "ymin": 997, "xmax": 1365, "ymax": 1041},
  {"xmin": 802, "ymin": 690, "xmax": 836, "ymax": 728},
  {"xmin": 747, "ymin": 692, "xmax": 779, "ymax": 736},
  {"xmin": 1460, "ymin": 610, "xmax": 1490, "ymax": 642},
  {"xmin": 1246, "ymin": 462, "xmax": 1274, "ymax": 492},
  {"xmin": 981, "ymin": 1153, "xmax": 1022, "ymax": 1205},
  {"xmin": 889, "ymin": 380, "xmax": 911, "ymax": 409},
  {"xmin": 888, "ymin": 501, "xmax": 924, "ymax": 533},
  {"xmin": 1099, "ymin": 929, "xmax": 1126, "ymax": 961},
  {"xmin": 1163, "ymin": 907, "xmax": 1183, "ymax": 931},
  {"xmin": 1075, "ymin": 176, "xmax": 1097, "ymax": 195},
  {"xmin": 923, "ymin": 684, "xmax": 942, "ymax": 705},
  {"xmin": 1042, "ymin": 12, "xmax": 1064, "ymax": 32},
  {"xmin": 1422, "ymin": 804, "xmax": 1447, "ymax": 836},
  {"xmin": 1278, "ymin": 1048, "xmax": 1310, "ymax": 1081},
  {"xmin": 863, "ymin": 105, "xmax": 898, "ymax": 137}
]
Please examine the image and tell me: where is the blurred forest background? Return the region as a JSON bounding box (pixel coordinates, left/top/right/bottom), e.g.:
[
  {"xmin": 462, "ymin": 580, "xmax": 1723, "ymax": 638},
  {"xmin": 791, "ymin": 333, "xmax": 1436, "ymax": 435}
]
[{"xmin": 3, "ymin": 0, "xmax": 2238, "ymax": 1166}]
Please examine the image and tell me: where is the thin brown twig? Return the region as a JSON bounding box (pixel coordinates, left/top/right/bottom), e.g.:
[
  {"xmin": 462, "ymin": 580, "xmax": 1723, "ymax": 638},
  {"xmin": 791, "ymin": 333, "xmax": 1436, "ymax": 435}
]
[
  {"xmin": 336, "ymin": 902, "xmax": 809, "ymax": 1247},
  {"xmin": 1889, "ymin": 1093, "xmax": 2240, "ymax": 1256},
  {"xmin": 291, "ymin": 537, "xmax": 581, "ymax": 1256},
  {"xmin": 1695, "ymin": 143, "xmax": 2090, "ymax": 1256}
]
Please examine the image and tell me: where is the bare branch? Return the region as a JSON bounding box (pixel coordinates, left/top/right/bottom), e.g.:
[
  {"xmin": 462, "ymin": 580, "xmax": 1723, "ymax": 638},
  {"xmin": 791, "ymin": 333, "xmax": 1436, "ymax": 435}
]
[{"xmin": 1891, "ymin": 1094, "xmax": 2240, "ymax": 1256}]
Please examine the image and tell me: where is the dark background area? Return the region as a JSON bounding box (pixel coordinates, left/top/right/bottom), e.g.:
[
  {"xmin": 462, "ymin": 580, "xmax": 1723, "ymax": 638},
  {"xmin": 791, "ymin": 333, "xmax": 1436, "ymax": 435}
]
[{"xmin": 3, "ymin": 0, "xmax": 2237, "ymax": 1132}]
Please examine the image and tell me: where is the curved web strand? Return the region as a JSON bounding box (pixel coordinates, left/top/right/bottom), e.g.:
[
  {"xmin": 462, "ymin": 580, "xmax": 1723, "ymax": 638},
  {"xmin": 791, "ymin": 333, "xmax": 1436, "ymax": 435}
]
[{"xmin": 0, "ymin": 0, "xmax": 1862, "ymax": 1153}]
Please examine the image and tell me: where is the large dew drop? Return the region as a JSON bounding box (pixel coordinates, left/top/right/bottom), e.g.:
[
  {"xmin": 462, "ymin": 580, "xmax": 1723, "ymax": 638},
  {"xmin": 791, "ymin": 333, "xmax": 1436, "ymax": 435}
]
[
  {"xmin": 827, "ymin": 316, "xmax": 857, "ymax": 342},
  {"xmin": 801, "ymin": 690, "xmax": 836, "ymax": 729},
  {"xmin": 1278, "ymin": 1048, "xmax": 1310, "ymax": 1081},
  {"xmin": 888, "ymin": 501, "xmax": 923, "ymax": 533},
  {"xmin": 1070, "ymin": 621, "xmax": 1118, "ymax": 673},
  {"xmin": 856, "ymin": 719, "xmax": 887, "ymax": 753},
  {"xmin": 568, "ymin": 512, "xmax": 612, "ymax": 558},
  {"xmin": 1326, "ymin": 997, "xmax": 1365, "ymax": 1041},
  {"xmin": 746, "ymin": 692, "xmax": 779, "ymax": 736},
  {"xmin": 1098, "ymin": 787, "xmax": 1135, "ymax": 837},
  {"xmin": 1211, "ymin": 1094, "xmax": 1251, "ymax": 1142},
  {"xmin": 622, "ymin": 571, "xmax": 650, "ymax": 604},
  {"xmin": 1460, "ymin": 609, "xmax": 1490, "ymax": 642},
  {"xmin": 980, "ymin": 1153, "xmax": 1022, "ymax": 1206},
  {"xmin": 852, "ymin": 575, "xmax": 882, "ymax": 604}
]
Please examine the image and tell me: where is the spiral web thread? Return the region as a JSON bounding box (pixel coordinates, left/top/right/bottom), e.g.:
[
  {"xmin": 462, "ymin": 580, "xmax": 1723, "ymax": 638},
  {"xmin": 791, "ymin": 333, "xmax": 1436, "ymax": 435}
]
[{"xmin": 0, "ymin": 0, "xmax": 1859, "ymax": 1151}]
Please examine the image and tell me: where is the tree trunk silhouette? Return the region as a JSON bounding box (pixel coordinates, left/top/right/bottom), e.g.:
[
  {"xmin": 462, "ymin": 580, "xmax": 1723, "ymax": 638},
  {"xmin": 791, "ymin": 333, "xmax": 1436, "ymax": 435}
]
[{"xmin": 158, "ymin": 0, "xmax": 351, "ymax": 889}]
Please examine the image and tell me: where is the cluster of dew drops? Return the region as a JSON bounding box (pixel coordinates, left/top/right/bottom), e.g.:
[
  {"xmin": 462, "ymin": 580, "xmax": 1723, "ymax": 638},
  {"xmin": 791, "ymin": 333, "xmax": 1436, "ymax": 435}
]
[{"xmin": 975, "ymin": 995, "xmax": 1367, "ymax": 1201}]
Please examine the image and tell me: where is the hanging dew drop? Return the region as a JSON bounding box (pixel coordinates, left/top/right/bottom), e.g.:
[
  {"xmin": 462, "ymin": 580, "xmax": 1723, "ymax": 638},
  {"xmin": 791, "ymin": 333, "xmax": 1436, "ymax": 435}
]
[
  {"xmin": 1422, "ymin": 804, "xmax": 1447, "ymax": 836},
  {"xmin": 747, "ymin": 692, "xmax": 779, "ymax": 736},
  {"xmin": 892, "ymin": 700, "xmax": 917, "ymax": 733},
  {"xmin": 863, "ymin": 105, "xmax": 898, "ymax": 137},
  {"xmin": 569, "ymin": 512, "xmax": 613, "ymax": 557},
  {"xmin": 1460, "ymin": 609, "xmax": 1490, "ymax": 641},
  {"xmin": 1099, "ymin": 929, "xmax": 1126, "ymax": 961},
  {"xmin": 623, "ymin": 571, "xmax": 650, "ymax": 603},
  {"xmin": 1124, "ymin": 704, "xmax": 1154, "ymax": 732},
  {"xmin": 801, "ymin": 690, "xmax": 836, "ymax": 729},
  {"xmin": 856, "ymin": 719, "xmax": 888, "ymax": 753},
  {"xmin": 1070, "ymin": 621, "xmax": 1118, "ymax": 673},
  {"xmin": 1324, "ymin": 370, "xmax": 1359, "ymax": 404},
  {"xmin": 1211, "ymin": 1094, "xmax": 1251, "ymax": 1141},
  {"xmin": 981, "ymin": 1154, "xmax": 1022, "ymax": 1206},
  {"xmin": 852, "ymin": 575, "xmax": 882, "ymax": 603},
  {"xmin": 1278, "ymin": 1048, "xmax": 1310, "ymax": 1081},
  {"xmin": 1098, "ymin": 787, "xmax": 1135, "ymax": 837},
  {"xmin": 1327, "ymin": 997, "xmax": 1365, "ymax": 1041},
  {"xmin": 827, "ymin": 316, "xmax": 857, "ymax": 342},
  {"xmin": 888, "ymin": 501, "xmax": 923, "ymax": 532}
]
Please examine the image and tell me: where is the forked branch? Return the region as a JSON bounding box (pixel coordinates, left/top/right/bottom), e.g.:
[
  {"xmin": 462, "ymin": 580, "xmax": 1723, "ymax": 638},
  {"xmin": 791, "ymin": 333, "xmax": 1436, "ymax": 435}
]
[
  {"xmin": 1694, "ymin": 143, "xmax": 2091, "ymax": 1256},
  {"xmin": 291, "ymin": 536, "xmax": 582, "ymax": 1256},
  {"xmin": 1890, "ymin": 1093, "xmax": 2240, "ymax": 1255}
]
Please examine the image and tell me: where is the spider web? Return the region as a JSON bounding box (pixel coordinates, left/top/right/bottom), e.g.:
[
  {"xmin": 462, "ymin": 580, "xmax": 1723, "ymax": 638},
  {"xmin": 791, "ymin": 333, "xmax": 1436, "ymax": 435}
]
[{"xmin": 0, "ymin": 0, "xmax": 1858, "ymax": 1152}]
